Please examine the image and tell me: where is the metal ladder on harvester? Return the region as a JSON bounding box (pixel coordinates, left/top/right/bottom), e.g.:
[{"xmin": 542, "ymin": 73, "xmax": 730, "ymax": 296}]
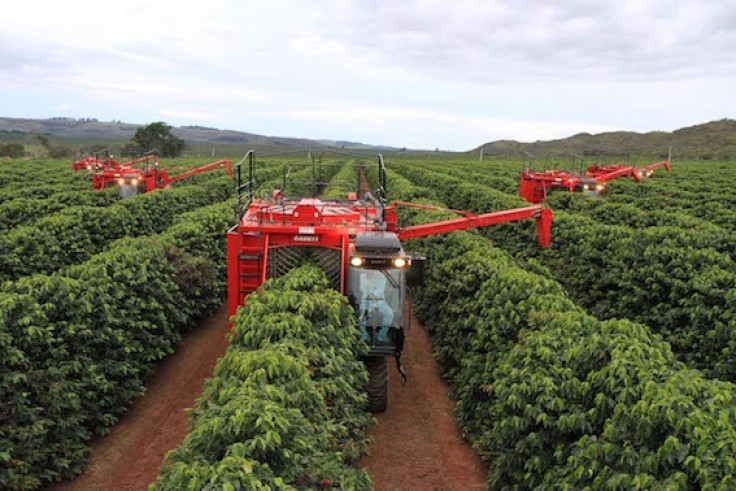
[{"xmin": 234, "ymin": 150, "xmax": 264, "ymax": 298}]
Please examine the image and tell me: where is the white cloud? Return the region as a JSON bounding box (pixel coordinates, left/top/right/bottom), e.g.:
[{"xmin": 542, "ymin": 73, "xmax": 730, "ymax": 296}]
[{"xmin": 0, "ymin": 0, "xmax": 734, "ymax": 150}]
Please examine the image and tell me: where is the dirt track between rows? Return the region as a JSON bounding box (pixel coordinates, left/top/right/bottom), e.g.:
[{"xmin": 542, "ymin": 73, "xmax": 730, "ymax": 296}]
[{"xmin": 48, "ymin": 301, "xmax": 487, "ymax": 490}]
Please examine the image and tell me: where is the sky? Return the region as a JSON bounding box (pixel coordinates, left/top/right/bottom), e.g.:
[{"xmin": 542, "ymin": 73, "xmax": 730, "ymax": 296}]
[{"xmin": 1, "ymin": 0, "xmax": 734, "ymax": 151}]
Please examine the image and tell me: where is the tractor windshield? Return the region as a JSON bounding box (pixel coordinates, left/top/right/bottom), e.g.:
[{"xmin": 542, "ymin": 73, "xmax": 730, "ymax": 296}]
[{"xmin": 347, "ymin": 267, "xmax": 404, "ymax": 345}]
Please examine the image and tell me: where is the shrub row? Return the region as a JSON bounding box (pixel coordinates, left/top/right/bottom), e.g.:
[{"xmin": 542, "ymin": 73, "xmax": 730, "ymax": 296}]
[
  {"xmin": 0, "ymin": 176, "xmax": 234, "ymax": 282},
  {"xmin": 409, "ymin": 230, "xmax": 736, "ymax": 489},
  {"xmin": 0, "ymin": 200, "xmax": 233, "ymax": 490},
  {"xmin": 0, "ymin": 188, "xmax": 121, "ymax": 233},
  {"xmin": 393, "ymin": 163, "xmax": 736, "ymax": 382},
  {"xmin": 152, "ymin": 263, "xmax": 374, "ymax": 490},
  {"xmin": 386, "ymin": 161, "xmax": 736, "ymax": 488}
]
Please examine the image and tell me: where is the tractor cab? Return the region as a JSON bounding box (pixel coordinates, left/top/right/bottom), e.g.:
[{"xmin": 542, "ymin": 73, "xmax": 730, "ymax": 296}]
[
  {"xmin": 347, "ymin": 231, "xmax": 410, "ymax": 356},
  {"xmin": 118, "ymin": 171, "xmax": 146, "ymax": 198},
  {"xmin": 575, "ymin": 177, "xmax": 605, "ymax": 198}
]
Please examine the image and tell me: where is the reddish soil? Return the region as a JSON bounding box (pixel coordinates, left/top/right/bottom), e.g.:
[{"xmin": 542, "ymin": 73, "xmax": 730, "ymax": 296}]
[
  {"xmin": 358, "ymin": 305, "xmax": 488, "ymax": 490},
  {"xmin": 48, "ymin": 304, "xmax": 231, "ymax": 491},
  {"xmin": 47, "ymin": 300, "xmax": 486, "ymax": 491}
]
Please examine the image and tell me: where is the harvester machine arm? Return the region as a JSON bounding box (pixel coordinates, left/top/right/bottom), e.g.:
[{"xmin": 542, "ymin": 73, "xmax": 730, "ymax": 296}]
[
  {"xmin": 645, "ymin": 160, "xmax": 671, "ymax": 173},
  {"xmin": 645, "ymin": 147, "xmax": 672, "ymax": 173},
  {"xmin": 591, "ymin": 166, "xmax": 642, "ymax": 183},
  {"xmin": 166, "ymin": 159, "xmax": 232, "ymax": 185},
  {"xmin": 394, "ymin": 201, "xmax": 552, "ymax": 247}
]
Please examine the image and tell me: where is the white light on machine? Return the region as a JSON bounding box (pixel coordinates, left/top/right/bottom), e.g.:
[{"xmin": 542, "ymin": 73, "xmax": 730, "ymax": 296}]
[
  {"xmin": 350, "ymin": 256, "xmax": 365, "ymax": 267},
  {"xmin": 392, "ymin": 257, "xmax": 408, "ymax": 269}
]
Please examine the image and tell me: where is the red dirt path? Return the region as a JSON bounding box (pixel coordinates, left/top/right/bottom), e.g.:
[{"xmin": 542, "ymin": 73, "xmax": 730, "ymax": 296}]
[
  {"xmin": 48, "ymin": 304, "xmax": 231, "ymax": 491},
  {"xmin": 47, "ymin": 302, "xmax": 487, "ymax": 490},
  {"xmin": 358, "ymin": 305, "xmax": 488, "ymax": 490}
]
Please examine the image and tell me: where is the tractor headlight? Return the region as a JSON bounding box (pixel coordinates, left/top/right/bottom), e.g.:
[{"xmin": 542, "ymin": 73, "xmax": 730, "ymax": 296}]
[
  {"xmin": 350, "ymin": 256, "xmax": 365, "ymax": 267},
  {"xmin": 392, "ymin": 257, "xmax": 408, "ymax": 269},
  {"xmin": 118, "ymin": 178, "xmax": 125, "ymax": 185},
  {"xmin": 132, "ymin": 179, "xmax": 138, "ymax": 185},
  {"xmin": 596, "ymin": 184, "xmax": 605, "ymax": 192},
  {"xmin": 583, "ymin": 184, "xmax": 589, "ymax": 191}
]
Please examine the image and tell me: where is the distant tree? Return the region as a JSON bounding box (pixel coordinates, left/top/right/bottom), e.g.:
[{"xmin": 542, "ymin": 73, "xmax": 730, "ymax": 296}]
[
  {"xmin": 32, "ymin": 134, "xmax": 50, "ymax": 149},
  {"xmin": 119, "ymin": 141, "xmax": 140, "ymax": 157},
  {"xmin": 48, "ymin": 145, "xmax": 74, "ymax": 158},
  {"xmin": 0, "ymin": 142, "xmax": 25, "ymax": 158},
  {"xmin": 125, "ymin": 122, "xmax": 186, "ymax": 158},
  {"xmin": 89, "ymin": 143, "xmax": 110, "ymax": 153}
]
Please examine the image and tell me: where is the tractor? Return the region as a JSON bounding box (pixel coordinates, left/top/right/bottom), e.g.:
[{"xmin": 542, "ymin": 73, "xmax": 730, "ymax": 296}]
[
  {"xmin": 519, "ymin": 168, "xmax": 605, "ymax": 203},
  {"xmin": 227, "ymin": 151, "xmax": 552, "ymax": 412},
  {"xmin": 519, "ymin": 148, "xmax": 672, "ymax": 203},
  {"xmin": 585, "ymin": 147, "xmax": 673, "ymax": 184},
  {"xmin": 92, "ymin": 158, "xmax": 232, "ymax": 197},
  {"xmin": 72, "ymin": 148, "xmax": 119, "ymax": 171}
]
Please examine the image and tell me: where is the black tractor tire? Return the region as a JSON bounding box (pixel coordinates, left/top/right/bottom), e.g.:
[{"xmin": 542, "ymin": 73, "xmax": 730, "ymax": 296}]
[{"xmin": 365, "ymin": 356, "xmax": 388, "ymax": 413}]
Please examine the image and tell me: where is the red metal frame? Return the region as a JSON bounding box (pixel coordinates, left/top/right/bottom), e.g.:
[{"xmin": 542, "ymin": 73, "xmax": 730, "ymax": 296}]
[
  {"xmin": 73, "ymin": 154, "xmax": 120, "ymax": 171},
  {"xmin": 227, "ymin": 195, "xmax": 552, "ymax": 319},
  {"xmin": 585, "ymin": 163, "xmax": 643, "ymax": 183},
  {"xmin": 92, "ymin": 159, "xmax": 231, "ymax": 192},
  {"xmin": 519, "ymin": 150, "xmax": 672, "ymax": 203},
  {"xmin": 519, "ymin": 169, "xmax": 602, "ymax": 203}
]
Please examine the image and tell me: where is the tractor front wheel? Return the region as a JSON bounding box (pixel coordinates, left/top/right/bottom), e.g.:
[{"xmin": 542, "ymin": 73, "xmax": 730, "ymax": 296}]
[{"xmin": 365, "ymin": 356, "xmax": 388, "ymax": 413}]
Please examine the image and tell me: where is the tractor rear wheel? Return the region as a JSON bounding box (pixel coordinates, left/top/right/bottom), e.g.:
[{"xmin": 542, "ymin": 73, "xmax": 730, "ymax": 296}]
[{"xmin": 365, "ymin": 356, "xmax": 388, "ymax": 413}]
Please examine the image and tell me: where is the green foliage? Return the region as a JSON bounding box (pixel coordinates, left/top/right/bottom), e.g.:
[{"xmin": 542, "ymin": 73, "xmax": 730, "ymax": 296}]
[
  {"xmin": 0, "ymin": 199, "xmax": 233, "ymax": 490},
  {"xmin": 0, "ymin": 142, "xmax": 25, "ymax": 158},
  {"xmin": 125, "ymin": 122, "xmax": 186, "ymax": 158},
  {"xmin": 385, "ymin": 158, "xmax": 736, "ymax": 489},
  {"xmin": 152, "ymin": 264, "xmax": 373, "ymax": 490}
]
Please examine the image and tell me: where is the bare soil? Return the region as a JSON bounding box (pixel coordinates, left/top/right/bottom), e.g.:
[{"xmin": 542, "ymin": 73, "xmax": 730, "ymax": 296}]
[
  {"xmin": 48, "ymin": 301, "xmax": 487, "ymax": 491},
  {"xmin": 358, "ymin": 305, "xmax": 488, "ymax": 490},
  {"xmin": 48, "ymin": 304, "xmax": 231, "ymax": 491}
]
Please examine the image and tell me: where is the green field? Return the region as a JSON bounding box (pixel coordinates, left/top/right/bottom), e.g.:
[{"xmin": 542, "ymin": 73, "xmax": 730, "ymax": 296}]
[{"xmin": 2, "ymin": 154, "xmax": 736, "ymax": 490}]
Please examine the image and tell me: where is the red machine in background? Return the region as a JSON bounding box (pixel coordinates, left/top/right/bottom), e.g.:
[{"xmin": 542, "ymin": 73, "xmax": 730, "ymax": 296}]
[
  {"xmin": 93, "ymin": 158, "xmax": 232, "ymax": 197},
  {"xmin": 227, "ymin": 151, "xmax": 552, "ymax": 412},
  {"xmin": 586, "ymin": 147, "xmax": 673, "ymax": 184},
  {"xmin": 72, "ymin": 148, "xmax": 119, "ymax": 171},
  {"xmin": 519, "ymin": 168, "xmax": 604, "ymax": 204},
  {"xmin": 519, "ymin": 148, "xmax": 672, "ymax": 203}
]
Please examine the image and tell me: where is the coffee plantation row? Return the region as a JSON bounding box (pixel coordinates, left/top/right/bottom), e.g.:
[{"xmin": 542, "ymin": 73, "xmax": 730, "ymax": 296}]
[
  {"xmin": 0, "ymin": 156, "xmax": 351, "ymax": 489},
  {"xmin": 374, "ymin": 159, "xmax": 736, "ymax": 489},
  {"xmin": 2, "ymin": 154, "xmax": 736, "ymax": 490},
  {"xmin": 152, "ymin": 263, "xmax": 374, "ymax": 490}
]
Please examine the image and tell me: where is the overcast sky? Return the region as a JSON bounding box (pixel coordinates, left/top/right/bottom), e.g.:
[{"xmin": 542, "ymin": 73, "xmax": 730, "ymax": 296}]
[{"xmin": 1, "ymin": 0, "xmax": 734, "ymax": 150}]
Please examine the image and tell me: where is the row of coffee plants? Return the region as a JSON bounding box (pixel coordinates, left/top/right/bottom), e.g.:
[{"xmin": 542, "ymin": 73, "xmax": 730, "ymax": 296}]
[
  {"xmin": 0, "ymin": 159, "xmax": 88, "ymax": 191},
  {"xmin": 545, "ymin": 192, "xmax": 736, "ymax": 262},
  {"xmin": 382, "ymin": 160, "xmax": 736, "ymax": 488},
  {"xmin": 152, "ymin": 263, "xmax": 374, "ymax": 490},
  {"xmin": 0, "ymin": 198, "xmax": 234, "ymax": 490},
  {"xmin": 0, "ymin": 188, "xmax": 121, "ymax": 233},
  {"xmin": 0, "ymin": 157, "xmax": 257, "ymax": 231},
  {"xmin": 393, "ymin": 156, "xmax": 519, "ymax": 195},
  {"xmin": 0, "ymin": 175, "xmax": 234, "ymax": 282},
  {"xmin": 601, "ymin": 162, "xmax": 736, "ymax": 233},
  {"xmin": 391, "ymin": 161, "xmax": 736, "ymax": 382},
  {"xmin": 320, "ymin": 160, "xmax": 363, "ymax": 200}
]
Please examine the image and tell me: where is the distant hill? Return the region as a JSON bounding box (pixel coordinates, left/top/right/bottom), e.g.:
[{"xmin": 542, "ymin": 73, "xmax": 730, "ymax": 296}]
[
  {"xmin": 1, "ymin": 116, "xmax": 734, "ymax": 160},
  {"xmin": 0, "ymin": 117, "xmax": 390, "ymax": 154},
  {"xmin": 475, "ymin": 119, "xmax": 736, "ymax": 161}
]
